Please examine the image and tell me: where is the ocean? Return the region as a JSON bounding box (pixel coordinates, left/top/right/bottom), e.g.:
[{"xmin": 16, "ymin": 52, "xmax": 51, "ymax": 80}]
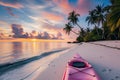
[
  {"xmin": 0, "ymin": 41, "xmax": 72, "ymax": 64},
  {"xmin": 0, "ymin": 41, "xmax": 74, "ymax": 80}
]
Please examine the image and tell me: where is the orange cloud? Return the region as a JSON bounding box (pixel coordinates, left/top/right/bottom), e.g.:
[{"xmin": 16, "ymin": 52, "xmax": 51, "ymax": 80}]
[
  {"xmin": 0, "ymin": 1, "xmax": 23, "ymax": 9},
  {"xmin": 0, "ymin": 20, "xmax": 9, "ymax": 27},
  {"xmin": 42, "ymin": 12, "xmax": 63, "ymax": 22},
  {"xmin": 0, "ymin": 20, "xmax": 7, "ymax": 24}
]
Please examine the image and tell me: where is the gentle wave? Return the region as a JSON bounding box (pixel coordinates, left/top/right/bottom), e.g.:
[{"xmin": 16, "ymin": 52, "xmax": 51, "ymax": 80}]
[{"xmin": 0, "ymin": 48, "xmax": 68, "ymax": 75}]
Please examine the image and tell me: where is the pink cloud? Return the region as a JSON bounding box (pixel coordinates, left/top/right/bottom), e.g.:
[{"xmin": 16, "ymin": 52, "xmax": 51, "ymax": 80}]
[
  {"xmin": 53, "ymin": 0, "xmax": 71, "ymax": 13},
  {"xmin": 42, "ymin": 12, "xmax": 63, "ymax": 22},
  {"xmin": 76, "ymin": 0, "xmax": 91, "ymax": 14},
  {"xmin": 53, "ymin": 0, "xmax": 91, "ymax": 15},
  {"xmin": 42, "ymin": 22, "xmax": 62, "ymax": 32},
  {"xmin": 41, "ymin": 22, "xmax": 77, "ymax": 40},
  {"xmin": 0, "ymin": 1, "xmax": 23, "ymax": 9}
]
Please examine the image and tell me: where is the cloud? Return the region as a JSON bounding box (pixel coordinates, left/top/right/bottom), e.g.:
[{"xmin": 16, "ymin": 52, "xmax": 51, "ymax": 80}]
[
  {"xmin": 28, "ymin": 16, "xmax": 49, "ymax": 24},
  {"xmin": 41, "ymin": 22, "xmax": 71, "ymax": 39},
  {"xmin": 53, "ymin": 0, "xmax": 92, "ymax": 15},
  {"xmin": 41, "ymin": 31, "xmax": 50, "ymax": 39},
  {"xmin": 28, "ymin": 16, "xmax": 39, "ymax": 21},
  {"xmin": 0, "ymin": 20, "xmax": 10, "ymax": 28},
  {"xmin": 42, "ymin": 22, "xmax": 62, "ymax": 32},
  {"xmin": 41, "ymin": 12, "xmax": 64, "ymax": 22},
  {"xmin": 42, "ymin": 22, "xmax": 78, "ymax": 40},
  {"xmin": 11, "ymin": 24, "xmax": 24, "ymax": 38},
  {"xmin": 52, "ymin": 0, "xmax": 71, "ymax": 14},
  {"xmin": 0, "ymin": 20, "xmax": 8, "ymax": 25},
  {"xmin": 0, "ymin": 0, "xmax": 93, "ymax": 40},
  {"xmin": 0, "ymin": 1, "xmax": 23, "ymax": 9},
  {"xmin": 49, "ymin": 34, "xmax": 56, "ymax": 39},
  {"xmin": 5, "ymin": 7, "xmax": 18, "ymax": 17},
  {"xmin": 57, "ymin": 32, "xmax": 62, "ymax": 39},
  {"xmin": 30, "ymin": 30, "xmax": 38, "ymax": 37},
  {"xmin": 76, "ymin": 0, "xmax": 92, "ymax": 14},
  {"xmin": 28, "ymin": 15, "xmax": 64, "ymax": 33}
]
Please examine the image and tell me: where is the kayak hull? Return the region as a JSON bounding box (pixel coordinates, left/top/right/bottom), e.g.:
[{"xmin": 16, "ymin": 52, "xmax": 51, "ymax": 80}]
[{"xmin": 62, "ymin": 54, "xmax": 101, "ymax": 80}]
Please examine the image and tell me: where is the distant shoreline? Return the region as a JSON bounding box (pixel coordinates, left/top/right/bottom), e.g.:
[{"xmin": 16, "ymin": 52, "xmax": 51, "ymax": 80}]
[{"xmin": 0, "ymin": 38, "xmax": 66, "ymax": 42}]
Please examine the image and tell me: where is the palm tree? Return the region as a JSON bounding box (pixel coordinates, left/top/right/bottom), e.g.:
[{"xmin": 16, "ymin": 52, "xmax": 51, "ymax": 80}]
[
  {"xmin": 94, "ymin": 5, "xmax": 106, "ymax": 39},
  {"xmin": 107, "ymin": 0, "xmax": 120, "ymax": 39},
  {"xmin": 86, "ymin": 10, "xmax": 100, "ymax": 36},
  {"xmin": 63, "ymin": 23, "xmax": 79, "ymax": 35},
  {"xmin": 68, "ymin": 10, "xmax": 82, "ymax": 30},
  {"xmin": 86, "ymin": 27, "xmax": 91, "ymax": 33},
  {"xmin": 95, "ymin": 5, "xmax": 105, "ymax": 25},
  {"xmin": 86, "ymin": 11, "xmax": 96, "ymax": 26},
  {"xmin": 109, "ymin": 0, "xmax": 120, "ymax": 29},
  {"xmin": 80, "ymin": 28, "xmax": 86, "ymax": 37}
]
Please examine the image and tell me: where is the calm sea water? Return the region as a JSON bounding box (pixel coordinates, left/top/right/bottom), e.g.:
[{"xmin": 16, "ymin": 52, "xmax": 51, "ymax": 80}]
[{"xmin": 0, "ymin": 41, "xmax": 72, "ymax": 65}]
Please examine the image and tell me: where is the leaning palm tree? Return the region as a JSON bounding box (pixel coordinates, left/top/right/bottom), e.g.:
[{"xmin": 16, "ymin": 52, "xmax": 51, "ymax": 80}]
[
  {"xmin": 68, "ymin": 10, "xmax": 82, "ymax": 30},
  {"xmin": 63, "ymin": 23, "xmax": 79, "ymax": 35}
]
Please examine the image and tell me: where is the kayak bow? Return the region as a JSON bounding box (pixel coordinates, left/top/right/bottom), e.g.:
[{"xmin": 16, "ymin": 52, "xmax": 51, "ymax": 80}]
[{"xmin": 62, "ymin": 54, "xmax": 101, "ymax": 80}]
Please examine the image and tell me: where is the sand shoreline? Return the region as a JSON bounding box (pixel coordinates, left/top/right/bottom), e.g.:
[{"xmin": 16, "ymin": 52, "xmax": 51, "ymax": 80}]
[
  {"xmin": 35, "ymin": 41, "xmax": 120, "ymax": 80},
  {"xmin": 0, "ymin": 41, "xmax": 119, "ymax": 80}
]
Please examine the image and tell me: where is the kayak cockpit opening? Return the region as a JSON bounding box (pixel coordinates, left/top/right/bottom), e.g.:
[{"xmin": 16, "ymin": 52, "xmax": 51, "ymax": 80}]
[
  {"xmin": 69, "ymin": 61, "xmax": 88, "ymax": 68},
  {"xmin": 72, "ymin": 62, "xmax": 86, "ymax": 68}
]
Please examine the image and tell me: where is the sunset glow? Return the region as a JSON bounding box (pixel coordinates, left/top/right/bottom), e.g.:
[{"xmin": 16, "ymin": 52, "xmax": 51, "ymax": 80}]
[{"xmin": 0, "ymin": 0, "xmax": 110, "ymax": 40}]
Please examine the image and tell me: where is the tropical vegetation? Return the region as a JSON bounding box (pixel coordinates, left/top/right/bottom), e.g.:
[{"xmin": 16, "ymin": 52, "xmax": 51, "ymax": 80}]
[{"xmin": 63, "ymin": 0, "xmax": 120, "ymax": 42}]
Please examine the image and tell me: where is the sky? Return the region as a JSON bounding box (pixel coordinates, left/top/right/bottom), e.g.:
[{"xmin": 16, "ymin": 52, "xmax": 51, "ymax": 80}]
[{"xmin": 0, "ymin": 0, "xmax": 110, "ymax": 40}]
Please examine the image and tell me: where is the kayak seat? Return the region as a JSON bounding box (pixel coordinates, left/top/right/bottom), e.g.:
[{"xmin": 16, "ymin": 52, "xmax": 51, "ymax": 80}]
[{"xmin": 72, "ymin": 61, "xmax": 86, "ymax": 68}]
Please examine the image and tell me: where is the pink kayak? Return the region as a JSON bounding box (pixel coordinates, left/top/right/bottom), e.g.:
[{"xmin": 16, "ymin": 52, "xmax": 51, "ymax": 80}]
[{"xmin": 62, "ymin": 54, "xmax": 101, "ymax": 80}]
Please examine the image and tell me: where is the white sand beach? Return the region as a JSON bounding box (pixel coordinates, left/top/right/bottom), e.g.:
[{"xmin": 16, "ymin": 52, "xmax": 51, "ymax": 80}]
[
  {"xmin": 0, "ymin": 41, "xmax": 120, "ymax": 80},
  {"xmin": 35, "ymin": 41, "xmax": 120, "ymax": 80}
]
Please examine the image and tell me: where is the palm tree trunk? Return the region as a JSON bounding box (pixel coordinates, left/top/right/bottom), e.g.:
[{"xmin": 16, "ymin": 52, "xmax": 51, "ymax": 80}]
[
  {"xmin": 102, "ymin": 21, "xmax": 105, "ymax": 40},
  {"xmin": 71, "ymin": 30, "xmax": 79, "ymax": 35},
  {"xmin": 95, "ymin": 25, "xmax": 100, "ymax": 36},
  {"xmin": 118, "ymin": 27, "xmax": 120, "ymax": 39},
  {"xmin": 101, "ymin": 26, "xmax": 105, "ymax": 39},
  {"xmin": 76, "ymin": 23, "xmax": 82, "ymax": 30},
  {"xmin": 113, "ymin": 34, "xmax": 117, "ymax": 40}
]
